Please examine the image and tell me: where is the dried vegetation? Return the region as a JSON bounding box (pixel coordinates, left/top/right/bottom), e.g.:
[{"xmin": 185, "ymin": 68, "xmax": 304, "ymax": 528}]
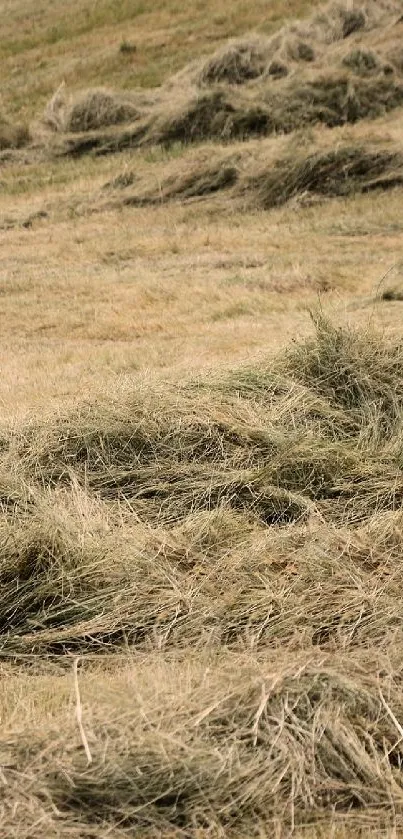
[
  {"xmin": 0, "ymin": 113, "xmax": 30, "ymax": 151},
  {"xmin": 4, "ymin": 1, "xmax": 403, "ymax": 836},
  {"xmin": 43, "ymin": 0, "xmax": 403, "ymax": 159},
  {"xmin": 3, "ymin": 320, "xmax": 403, "ymax": 833}
]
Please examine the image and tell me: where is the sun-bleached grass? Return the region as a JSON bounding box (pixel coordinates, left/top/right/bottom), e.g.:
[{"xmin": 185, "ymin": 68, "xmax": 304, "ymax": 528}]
[{"xmin": 4, "ymin": 0, "xmax": 403, "ymax": 835}]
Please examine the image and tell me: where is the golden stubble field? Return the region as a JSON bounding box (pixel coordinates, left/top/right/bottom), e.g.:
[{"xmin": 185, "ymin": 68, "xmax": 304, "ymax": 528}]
[{"xmin": 2, "ymin": 1, "xmax": 403, "ymax": 836}]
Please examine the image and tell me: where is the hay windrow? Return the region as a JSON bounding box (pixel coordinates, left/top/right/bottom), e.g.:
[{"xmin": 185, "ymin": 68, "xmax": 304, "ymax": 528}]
[
  {"xmin": 44, "ymin": 86, "xmax": 151, "ymax": 134},
  {"xmin": 52, "ymin": 70, "xmax": 403, "ymax": 159},
  {"xmin": 190, "ymin": 0, "xmax": 402, "ymax": 89},
  {"xmin": 4, "ymin": 312, "xmax": 403, "ymax": 832},
  {"xmin": 122, "ymin": 159, "xmax": 239, "ymax": 206},
  {"xmin": 102, "ymin": 139, "xmax": 403, "ymax": 212},
  {"xmin": 46, "ymin": 0, "xmax": 403, "ymax": 159},
  {"xmin": 6, "ymin": 0, "xmax": 403, "ymax": 834},
  {"xmin": 244, "ymin": 144, "xmax": 403, "ymax": 209}
]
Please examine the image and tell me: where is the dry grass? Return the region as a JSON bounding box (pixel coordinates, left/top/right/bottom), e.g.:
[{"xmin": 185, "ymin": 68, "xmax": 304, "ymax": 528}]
[
  {"xmin": 94, "ymin": 137, "xmax": 403, "ymax": 211},
  {"xmin": 243, "ymin": 143, "xmax": 403, "ymax": 208},
  {"xmin": 26, "ymin": 0, "xmax": 402, "ymax": 158},
  {"xmin": 0, "ymin": 113, "xmax": 30, "ymax": 150},
  {"xmin": 4, "ymin": 0, "xmax": 403, "ymax": 835},
  {"xmin": 4, "ymin": 321, "xmax": 403, "ymax": 835}
]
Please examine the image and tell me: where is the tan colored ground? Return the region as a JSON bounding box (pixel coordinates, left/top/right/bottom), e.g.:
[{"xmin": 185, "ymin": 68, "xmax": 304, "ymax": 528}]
[{"xmin": 1, "ymin": 138, "xmax": 403, "ymax": 417}]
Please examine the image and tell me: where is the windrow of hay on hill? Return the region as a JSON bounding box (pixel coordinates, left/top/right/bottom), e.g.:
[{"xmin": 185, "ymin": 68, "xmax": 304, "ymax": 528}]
[
  {"xmin": 44, "ymin": 0, "xmax": 403, "ymax": 158},
  {"xmin": 187, "ymin": 0, "xmax": 402, "ymax": 87},
  {"xmin": 43, "ymin": 84, "xmax": 155, "ymax": 133},
  {"xmin": 121, "ymin": 159, "xmax": 239, "ymax": 206},
  {"xmin": 101, "ymin": 138, "xmax": 403, "ymax": 212},
  {"xmin": 51, "ymin": 67, "xmax": 403, "ymax": 158},
  {"xmin": 154, "ymin": 71, "xmax": 403, "ymax": 142},
  {"xmin": 242, "ymin": 143, "xmax": 403, "ymax": 209}
]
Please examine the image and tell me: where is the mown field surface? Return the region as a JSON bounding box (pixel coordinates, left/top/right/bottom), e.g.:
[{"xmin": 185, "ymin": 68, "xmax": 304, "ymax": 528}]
[{"xmin": 2, "ymin": 1, "xmax": 403, "ymax": 836}]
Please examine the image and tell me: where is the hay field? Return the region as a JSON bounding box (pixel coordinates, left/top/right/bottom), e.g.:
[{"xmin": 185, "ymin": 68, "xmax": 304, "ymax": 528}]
[{"xmin": 3, "ymin": 0, "xmax": 403, "ymax": 836}]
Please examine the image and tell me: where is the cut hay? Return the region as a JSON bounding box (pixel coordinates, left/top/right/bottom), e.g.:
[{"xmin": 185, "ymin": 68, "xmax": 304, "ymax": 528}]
[
  {"xmin": 149, "ymin": 90, "xmax": 239, "ymax": 145},
  {"xmin": 44, "ymin": 86, "xmax": 145, "ymax": 134},
  {"xmin": 121, "ymin": 157, "xmax": 239, "ymax": 206},
  {"xmin": 341, "ymin": 47, "xmax": 382, "ymax": 75},
  {"xmin": 198, "ymin": 35, "xmax": 273, "ymax": 85},
  {"xmin": 258, "ymin": 73, "xmax": 403, "ymax": 135},
  {"xmin": 194, "ymin": 0, "xmax": 401, "ymax": 89},
  {"xmin": 4, "ymin": 654, "xmax": 403, "ymax": 836},
  {"xmin": 244, "ymin": 144, "xmax": 403, "ymax": 209},
  {"xmin": 53, "ymin": 70, "xmax": 403, "ymax": 158},
  {"xmin": 102, "ymin": 140, "xmax": 403, "ymax": 212},
  {"xmin": 62, "ymin": 88, "xmax": 140, "ymax": 133},
  {"xmin": 4, "ymin": 321, "xmax": 403, "ymax": 832},
  {"xmin": 46, "ymin": 0, "xmax": 403, "ymax": 159}
]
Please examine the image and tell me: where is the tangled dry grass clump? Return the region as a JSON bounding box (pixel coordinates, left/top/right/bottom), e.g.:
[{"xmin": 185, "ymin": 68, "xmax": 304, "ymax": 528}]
[
  {"xmin": 5, "ymin": 0, "xmax": 403, "ymax": 835},
  {"xmin": 3, "ymin": 319, "xmax": 403, "ymax": 834}
]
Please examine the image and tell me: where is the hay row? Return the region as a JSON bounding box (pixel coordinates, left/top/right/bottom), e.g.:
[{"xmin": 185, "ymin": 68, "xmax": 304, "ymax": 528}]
[
  {"xmin": 99, "ymin": 140, "xmax": 403, "ymax": 212},
  {"xmin": 42, "ymin": 0, "xmax": 403, "ymax": 159},
  {"xmin": 2, "ymin": 319, "xmax": 403, "ymax": 654},
  {"xmin": 51, "ymin": 70, "xmax": 403, "ymax": 158},
  {"xmin": 3, "ymin": 1, "xmax": 403, "ymax": 156}
]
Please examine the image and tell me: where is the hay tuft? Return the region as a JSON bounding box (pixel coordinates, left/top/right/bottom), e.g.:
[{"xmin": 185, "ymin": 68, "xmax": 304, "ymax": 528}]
[
  {"xmin": 64, "ymin": 88, "xmax": 140, "ymax": 133},
  {"xmin": 198, "ymin": 36, "xmax": 271, "ymax": 85},
  {"xmin": 342, "ymin": 48, "xmax": 381, "ymax": 74}
]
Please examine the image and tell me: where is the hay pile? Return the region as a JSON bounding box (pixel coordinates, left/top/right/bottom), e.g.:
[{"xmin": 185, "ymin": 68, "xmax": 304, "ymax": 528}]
[
  {"xmin": 191, "ymin": 0, "xmax": 401, "ymax": 88},
  {"xmin": 4, "ymin": 654, "xmax": 403, "ymax": 837},
  {"xmin": 149, "ymin": 75, "xmax": 397, "ymax": 148},
  {"xmin": 123, "ymin": 159, "xmax": 239, "ymax": 205},
  {"xmin": 53, "ymin": 69, "xmax": 403, "ymax": 158},
  {"xmin": 3, "ymin": 317, "xmax": 403, "ymax": 652},
  {"xmin": 4, "ymin": 319, "xmax": 403, "ymax": 833}
]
